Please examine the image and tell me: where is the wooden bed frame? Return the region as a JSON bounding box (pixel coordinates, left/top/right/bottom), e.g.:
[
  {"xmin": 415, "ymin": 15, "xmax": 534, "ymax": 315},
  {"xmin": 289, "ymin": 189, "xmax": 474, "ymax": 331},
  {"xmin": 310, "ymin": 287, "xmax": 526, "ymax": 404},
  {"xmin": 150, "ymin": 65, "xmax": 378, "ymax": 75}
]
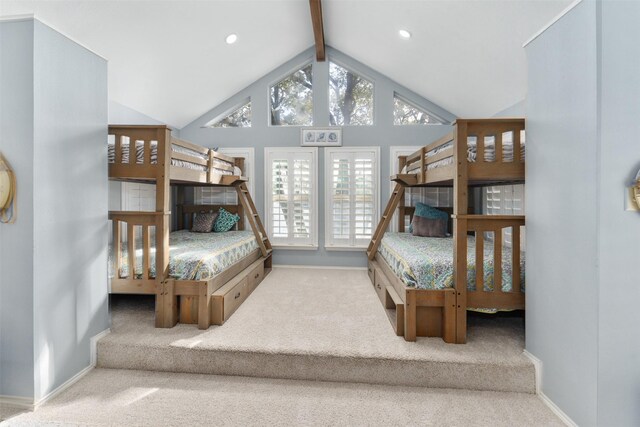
[
  {"xmin": 108, "ymin": 125, "xmax": 272, "ymax": 329},
  {"xmin": 367, "ymin": 118, "xmax": 526, "ymax": 344}
]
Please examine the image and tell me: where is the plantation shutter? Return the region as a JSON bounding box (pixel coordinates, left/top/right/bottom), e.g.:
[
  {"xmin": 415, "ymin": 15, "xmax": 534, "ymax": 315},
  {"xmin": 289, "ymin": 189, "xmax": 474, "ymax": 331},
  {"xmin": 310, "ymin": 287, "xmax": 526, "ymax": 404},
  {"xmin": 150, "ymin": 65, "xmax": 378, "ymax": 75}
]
[
  {"xmin": 266, "ymin": 148, "xmax": 317, "ymax": 247},
  {"xmin": 326, "ymin": 148, "xmax": 378, "ymax": 248},
  {"xmin": 195, "ymin": 148, "xmax": 254, "ymax": 211},
  {"xmin": 483, "ymin": 184, "xmax": 525, "ymax": 247}
]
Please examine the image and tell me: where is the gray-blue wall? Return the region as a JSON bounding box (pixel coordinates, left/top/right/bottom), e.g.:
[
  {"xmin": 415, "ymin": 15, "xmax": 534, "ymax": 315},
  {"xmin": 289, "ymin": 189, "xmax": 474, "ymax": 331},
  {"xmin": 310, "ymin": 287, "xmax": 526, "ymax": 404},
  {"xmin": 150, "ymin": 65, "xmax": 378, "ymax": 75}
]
[
  {"xmin": 0, "ymin": 18, "xmax": 109, "ymax": 402},
  {"xmin": 494, "ymin": 100, "xmax": 525, "ymax": 118},
  {"xmin": 0, "ymin": 18, "xmax": 36, "ymax": 399},
  {"xmin": 597, "ymin": 0, "xmax": 640, "ymax": 425},
  {"xmin": 109, "ymin": 100, "xmax": 164, "ymax": 127},
  {"xmin": 526, "ymin": 1, "xmax": 640, "ymax": 425},
  {"xmin": 31, "ymin": 20, "xmax": 109, "ymax": 401},
  {"xmin": 180, "ymin": 46, "xmax": 455, "ymax": 267},
  {"xmin": 526, "ymin": 2, "xmax": 599, "ymax": 425}
]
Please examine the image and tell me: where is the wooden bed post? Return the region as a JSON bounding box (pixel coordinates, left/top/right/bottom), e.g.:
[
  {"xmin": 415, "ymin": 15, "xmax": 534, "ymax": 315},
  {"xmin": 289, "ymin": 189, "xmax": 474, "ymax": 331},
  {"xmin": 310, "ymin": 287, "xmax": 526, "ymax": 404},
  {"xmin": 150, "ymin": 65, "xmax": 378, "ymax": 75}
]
[
  {"xmin": 453, "ymin": 120, "xmax": 469, "ymax": 344},
  {"xmin": 404, "ymin": 288, "xmax": 417, "ymax": 342},
  {"xmin": 443, "ymin": 290, "xmax": 457, "ymax": 343},
  {"xmin": 155, "ymin": 127, "xmax": 177, "ymax": 328}
]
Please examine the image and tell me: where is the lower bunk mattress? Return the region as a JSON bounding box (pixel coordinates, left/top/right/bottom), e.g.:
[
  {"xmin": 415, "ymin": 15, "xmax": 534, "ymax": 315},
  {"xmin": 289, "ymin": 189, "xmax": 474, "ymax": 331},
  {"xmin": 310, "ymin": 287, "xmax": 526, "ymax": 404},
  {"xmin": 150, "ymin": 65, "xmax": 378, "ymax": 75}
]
[
  {"xmin": 378, "ymin": 232, "xmax": 525, "ymax": 298},
  {"xmin": 110, "ymin": 230, "xmax": 258, "ymax": 281}
]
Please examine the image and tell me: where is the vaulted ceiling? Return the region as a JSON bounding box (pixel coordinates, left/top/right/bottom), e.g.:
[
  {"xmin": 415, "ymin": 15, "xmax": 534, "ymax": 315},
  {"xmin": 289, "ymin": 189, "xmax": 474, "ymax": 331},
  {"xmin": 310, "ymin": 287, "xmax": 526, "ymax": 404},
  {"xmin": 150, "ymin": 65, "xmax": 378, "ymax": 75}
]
[{"xmin": 1, "ymin": 0, "xmax": 571, "ymax": 128}]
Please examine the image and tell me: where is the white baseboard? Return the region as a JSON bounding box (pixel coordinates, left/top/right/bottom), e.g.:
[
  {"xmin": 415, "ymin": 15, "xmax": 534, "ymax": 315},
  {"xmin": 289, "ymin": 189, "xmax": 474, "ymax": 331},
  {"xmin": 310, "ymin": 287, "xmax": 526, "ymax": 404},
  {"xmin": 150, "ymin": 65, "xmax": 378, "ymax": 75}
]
[
  {"xmin": 522, "ymin": 350, "xmax": 542, "ymax": 394},
  {"xmin": 0, "ymin": 395, "xmax": 33, "ymax": 411},
  {"xmin": 32, "ymin": 364, "xmax": 93, "ymax": 410},
  {"xmin": 273, "ymin": 264, "xmax": 367, "ymax": 271},
  {"xmin": 0, "ymin": 328, "xmax": 111, "ymax": 413},
  {"xmin": 522, "ymin": 350, "xmax": 578, "ymax": 427},
  {"xmin": 538, "ymin": 392, "xmax": 579, "ymax": 427},
  {"xmin": 90, "ymin": 328, "xmax": 111, "ymax": 367}
]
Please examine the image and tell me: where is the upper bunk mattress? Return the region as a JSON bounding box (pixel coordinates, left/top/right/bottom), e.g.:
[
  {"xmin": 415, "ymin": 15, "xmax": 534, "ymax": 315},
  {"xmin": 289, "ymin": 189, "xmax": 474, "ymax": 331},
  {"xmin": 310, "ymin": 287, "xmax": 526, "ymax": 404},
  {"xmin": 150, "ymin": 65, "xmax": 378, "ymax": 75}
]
[
  {"xmin": 378, "ymin": 232, "xmax": 525, "ymax": 295},
  {"xmin": 110, "ymin": 230, "xmax": 259, "ymax": 281},
  {"xmin": 107, "ymin": 140, "xmax": 236, "ymax": 175},
  {"xmin": 422, "ymin": 132, "xmax": 526, "ymax": 171}
]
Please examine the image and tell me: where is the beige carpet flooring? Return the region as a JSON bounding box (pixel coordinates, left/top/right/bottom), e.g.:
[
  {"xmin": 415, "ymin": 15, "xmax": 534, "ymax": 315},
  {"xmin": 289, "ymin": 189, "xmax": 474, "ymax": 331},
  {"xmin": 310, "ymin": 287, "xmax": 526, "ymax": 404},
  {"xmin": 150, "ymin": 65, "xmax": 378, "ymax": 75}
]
[
  {"xmin": 98, "ymin": 267, "xmax": 535, "ymax": 393},
  {"xmin": 2, "ymin": 369, "xmax": 563, "ymax": 427},
  {"xmin": 0, "ymin": 405, "xmax": 25, "ymax": 423}
]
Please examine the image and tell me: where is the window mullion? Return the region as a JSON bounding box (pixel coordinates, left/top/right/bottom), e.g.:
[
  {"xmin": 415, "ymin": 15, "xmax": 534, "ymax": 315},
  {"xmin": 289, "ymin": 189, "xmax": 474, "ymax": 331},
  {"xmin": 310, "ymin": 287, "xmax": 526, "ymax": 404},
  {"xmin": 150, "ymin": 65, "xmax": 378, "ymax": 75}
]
[
  {"xmin": 349, "ymin": 154, "xmax": 356, "ymax": 247},
  {"xmin": 287, "ymin": 155, "xmax": 294, "ymax": 242}
]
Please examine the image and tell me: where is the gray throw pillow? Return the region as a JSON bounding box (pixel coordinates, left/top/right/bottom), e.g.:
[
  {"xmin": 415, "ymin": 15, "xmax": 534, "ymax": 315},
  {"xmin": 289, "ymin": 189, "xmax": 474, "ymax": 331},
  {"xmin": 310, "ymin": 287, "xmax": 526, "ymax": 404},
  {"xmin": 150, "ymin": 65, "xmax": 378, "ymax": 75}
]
[
  {"xmin": 411, "ymin": 215, "xmax": 448, "ymax": 238},
  {"xmin": 191, "ymin": 212, "xmax": 217, "ymax": 233}
]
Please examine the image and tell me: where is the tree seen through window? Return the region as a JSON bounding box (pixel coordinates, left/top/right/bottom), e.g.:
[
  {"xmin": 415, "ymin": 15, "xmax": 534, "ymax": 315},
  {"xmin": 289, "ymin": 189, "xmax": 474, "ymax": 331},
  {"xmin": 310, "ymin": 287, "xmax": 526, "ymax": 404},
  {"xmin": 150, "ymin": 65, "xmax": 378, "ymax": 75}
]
[
  {"xmin": 270, "ymin": 64, "xmax": 313, "ymax": 126},
  {"xmin": 207, "ymin": 100, "xmax": 251, "ymax": 128},
  {"xmin": 393, "ymin": 95, "xmax": 443, "ymax": 125},
  {"xmin": 329, "ymin": 62, "xmax": 374, "ymax": 126}
]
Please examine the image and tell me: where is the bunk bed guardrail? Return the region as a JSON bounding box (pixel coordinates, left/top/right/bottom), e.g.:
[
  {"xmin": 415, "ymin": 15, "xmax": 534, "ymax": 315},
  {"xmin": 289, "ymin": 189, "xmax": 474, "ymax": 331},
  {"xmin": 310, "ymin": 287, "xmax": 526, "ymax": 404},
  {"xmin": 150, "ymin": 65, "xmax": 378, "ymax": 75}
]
[
  {"xmin": 108, "ymin": 125, "xmax": 240, "ymax": 185},
  {"xmin": 400, "ymin": 119, "xmax": 525, "ymax": 186}
]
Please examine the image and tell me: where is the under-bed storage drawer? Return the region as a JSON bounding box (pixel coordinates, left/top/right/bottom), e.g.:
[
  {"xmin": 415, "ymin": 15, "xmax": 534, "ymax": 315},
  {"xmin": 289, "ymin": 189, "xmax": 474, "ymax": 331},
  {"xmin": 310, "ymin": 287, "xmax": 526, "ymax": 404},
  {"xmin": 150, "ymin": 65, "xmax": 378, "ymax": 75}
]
[
  {"xmin": 211, "ymin": 276, "xmax": 249, "ymax": 325},
  {"xmin": 367, "ymin": 260, "xmax": 375, "ymax": 283},
  {"xmin": 247, "ymin": 262, "xmax": 264, "ymax": 293},
  {"xmin": 210, "ymin": 257, "xmax": 267, "ymax": 325},
  {"xmin": 373, "ymin": 268, "xmax": 389, "ymax": 305}
]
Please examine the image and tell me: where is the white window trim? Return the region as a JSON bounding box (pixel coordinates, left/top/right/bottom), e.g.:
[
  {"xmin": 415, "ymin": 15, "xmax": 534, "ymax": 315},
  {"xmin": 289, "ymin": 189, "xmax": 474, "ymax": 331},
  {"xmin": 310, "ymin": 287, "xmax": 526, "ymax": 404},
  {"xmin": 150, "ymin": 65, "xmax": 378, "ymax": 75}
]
[
  {"xmin": 264, "ymin": 147, "xmax": 319, "ymax": 248},
  {"xmin": 324, "ymin": 146, "xmax": 380, "ymax": 250}
]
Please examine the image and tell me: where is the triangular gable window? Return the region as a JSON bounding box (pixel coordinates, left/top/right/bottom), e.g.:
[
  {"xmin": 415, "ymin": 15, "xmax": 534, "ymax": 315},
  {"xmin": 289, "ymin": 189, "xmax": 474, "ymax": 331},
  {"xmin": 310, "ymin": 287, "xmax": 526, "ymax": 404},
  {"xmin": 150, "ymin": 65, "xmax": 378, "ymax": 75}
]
[
  {"xmin": 270, "ymin": 64, "xmax": 313, "ymax": 126},
  {"xmin": 393, "ymin": 94, "xmax": 444, "ymax": 125},
  {"xmin": 207, "ymin": 100, "xmax": 251, "ymax": 128},
  {"xmin": 329, "ymin": 62, "xmax": 374, "ymax": 126}
]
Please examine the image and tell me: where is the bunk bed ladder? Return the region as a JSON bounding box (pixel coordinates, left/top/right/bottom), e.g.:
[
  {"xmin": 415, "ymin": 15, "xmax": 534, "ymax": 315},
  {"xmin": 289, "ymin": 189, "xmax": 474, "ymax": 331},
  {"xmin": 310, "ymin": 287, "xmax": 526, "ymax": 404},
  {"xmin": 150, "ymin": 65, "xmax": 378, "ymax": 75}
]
[
  {"xmin": 367, "ymin": 183, "xmax": 405, "ymax": 260},
  {"xmin": 235, "ymin": 182, "xmax": 272, "ymax": 257}
]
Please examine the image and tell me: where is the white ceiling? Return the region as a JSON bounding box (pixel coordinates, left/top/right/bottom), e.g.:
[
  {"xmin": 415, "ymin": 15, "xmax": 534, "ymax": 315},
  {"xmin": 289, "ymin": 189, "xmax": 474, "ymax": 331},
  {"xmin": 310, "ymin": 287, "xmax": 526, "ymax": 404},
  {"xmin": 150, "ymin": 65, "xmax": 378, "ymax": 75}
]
[{"xmin": 1, "ymin": 0, "xmax": 570, "ymax": 128}]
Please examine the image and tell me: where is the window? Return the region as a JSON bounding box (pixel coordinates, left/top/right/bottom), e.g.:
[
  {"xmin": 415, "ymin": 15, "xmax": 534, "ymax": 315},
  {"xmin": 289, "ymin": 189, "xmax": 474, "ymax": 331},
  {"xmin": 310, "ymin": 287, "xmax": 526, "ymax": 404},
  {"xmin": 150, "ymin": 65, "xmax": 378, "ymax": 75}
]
[
  {"xmin": 325, "ymin": 147, "xmax": 379, "ymax": 249},
  {"xmin": 270, "ymin": 64, "xmax": 313, "ymax": 126},
  {"xmin": 195, "ymin": 148, "xmax": 255, "ymax": 210},
  {"xmin": 329, "ymin": 62, "xmax": 374, "ymax": 126},
  {"xmin": 483, "ymin": 184, "xmax": 525, "ymax": 247},
  {"xmin": 389, "ymin": 147, "xmax": 452, "ymax": 231},
  {"xmin": 265, "ymin": 147, "xmax": 318, "ymax": 247},
  {"xmin": 206, "ymin": 100, "xmax": 251, "ymax": 128},
  {"xmin": 118, "ymin": 182, "xmax": 156, "ymax": 241},
  {"xmin": 393, "ymin": 94, "xmax": 444, "ymax": 125},
  {"xmin": 122, "ymin": 182, "xmax": 155, "ymax": 211}
]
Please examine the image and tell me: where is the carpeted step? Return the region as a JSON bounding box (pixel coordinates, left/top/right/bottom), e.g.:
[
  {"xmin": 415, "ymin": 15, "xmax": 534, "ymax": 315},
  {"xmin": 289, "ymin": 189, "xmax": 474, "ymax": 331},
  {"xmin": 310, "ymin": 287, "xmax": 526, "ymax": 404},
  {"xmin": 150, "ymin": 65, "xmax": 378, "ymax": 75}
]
[
  {"xmin": 97, "ymin": 340, "xmax": 534, "ymax": 393},
  {"xmin": 4, "ymin": 369, "xmax": 562, "ymax": 426},
  {"xmin": 98, "ymin": 268, "xmax": 535, "ymax": 394}
]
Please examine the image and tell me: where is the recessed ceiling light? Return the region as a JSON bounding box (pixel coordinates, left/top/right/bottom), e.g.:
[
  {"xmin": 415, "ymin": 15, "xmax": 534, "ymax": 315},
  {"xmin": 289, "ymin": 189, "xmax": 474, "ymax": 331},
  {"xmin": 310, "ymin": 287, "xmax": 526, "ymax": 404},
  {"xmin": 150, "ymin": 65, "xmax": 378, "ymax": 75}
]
[
  {"xmin": 225, "ymin": 33, "xmax": 238, "ymax": 44},
  {"xmin": 398, "ymin": 29, "xmax": 411, "ymax": 39}
]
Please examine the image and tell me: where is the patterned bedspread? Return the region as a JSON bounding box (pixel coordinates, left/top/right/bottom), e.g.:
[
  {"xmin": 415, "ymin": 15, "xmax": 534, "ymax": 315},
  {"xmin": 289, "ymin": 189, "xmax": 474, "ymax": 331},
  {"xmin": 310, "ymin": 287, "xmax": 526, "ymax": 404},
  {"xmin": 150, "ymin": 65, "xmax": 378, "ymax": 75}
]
[
  {"xmin": 110, "ymin": 230, "xmax": 258, "ymax": 281},
  {"xmin": 378, "ymin": 232, "xmax": 525, "ymax": 293}
]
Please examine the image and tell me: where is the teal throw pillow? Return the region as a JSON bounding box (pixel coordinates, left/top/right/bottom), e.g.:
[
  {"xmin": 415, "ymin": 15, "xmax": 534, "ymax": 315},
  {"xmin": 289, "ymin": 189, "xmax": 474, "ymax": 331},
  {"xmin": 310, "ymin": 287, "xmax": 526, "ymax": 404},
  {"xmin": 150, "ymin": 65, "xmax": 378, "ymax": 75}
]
[
  {"xmin": 409, "ymin": 202, "xmax": 449, "ymax": 233},
  {"xmin": 213, "ymin": 208, "xmax": 240, "ymax": 232}
]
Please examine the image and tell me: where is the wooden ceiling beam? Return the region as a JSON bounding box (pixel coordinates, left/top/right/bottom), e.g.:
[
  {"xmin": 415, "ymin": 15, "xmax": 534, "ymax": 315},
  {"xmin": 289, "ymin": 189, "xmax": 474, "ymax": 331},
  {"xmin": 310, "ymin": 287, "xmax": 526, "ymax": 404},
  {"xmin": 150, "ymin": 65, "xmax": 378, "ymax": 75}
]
[{"xmin": 309, "ymin": 0, "xmax": 326, "ymax": 61}]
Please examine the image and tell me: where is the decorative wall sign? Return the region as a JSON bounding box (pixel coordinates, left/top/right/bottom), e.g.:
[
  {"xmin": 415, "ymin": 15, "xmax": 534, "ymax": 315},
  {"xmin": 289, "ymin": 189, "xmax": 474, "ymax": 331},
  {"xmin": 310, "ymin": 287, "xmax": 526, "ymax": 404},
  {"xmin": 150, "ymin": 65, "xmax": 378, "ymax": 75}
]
[{"xmin": 301, "ymin": 128, "xmax": 342, "ymax": 147}]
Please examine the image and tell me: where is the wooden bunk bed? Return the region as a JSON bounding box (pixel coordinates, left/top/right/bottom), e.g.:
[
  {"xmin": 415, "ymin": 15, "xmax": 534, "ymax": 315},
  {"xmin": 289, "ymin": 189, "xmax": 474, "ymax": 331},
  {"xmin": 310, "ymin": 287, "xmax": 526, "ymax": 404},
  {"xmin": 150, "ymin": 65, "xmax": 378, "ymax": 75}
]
[
  {"xmin": 108, "ymin": 125, "xmax": 272, "ymax": 329},
  {"xmin": 367, "ymin": 118, "xmax": 525, "ymax": 344}
]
